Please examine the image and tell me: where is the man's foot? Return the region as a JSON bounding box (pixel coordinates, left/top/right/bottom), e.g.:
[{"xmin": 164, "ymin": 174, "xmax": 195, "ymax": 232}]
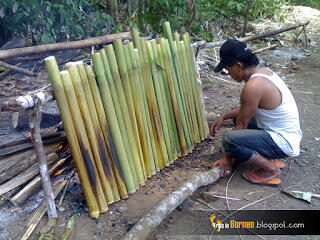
[
  {"xmin": 270, "ymin": 159, "xmax": 286, "ymax": 169},
  {"xmin": 242, "ymin": 169, "xmax": 281, "ymax": 187}
]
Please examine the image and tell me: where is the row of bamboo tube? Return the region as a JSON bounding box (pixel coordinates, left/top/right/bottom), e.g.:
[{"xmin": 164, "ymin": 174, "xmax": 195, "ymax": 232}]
[{"xmin": 45, "ymin": 22, "xmax": 209, "ymax": 218}]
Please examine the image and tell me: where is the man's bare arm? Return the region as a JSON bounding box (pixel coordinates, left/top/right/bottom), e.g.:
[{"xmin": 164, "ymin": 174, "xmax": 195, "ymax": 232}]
[{"xmin": 235, "ymin": 80, "xmax": 261, "ymax": 129}]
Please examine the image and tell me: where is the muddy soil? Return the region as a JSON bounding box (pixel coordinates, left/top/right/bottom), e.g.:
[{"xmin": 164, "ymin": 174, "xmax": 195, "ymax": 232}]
[{"xmin": 1, "ymin": 5, "xmax": 319, "ymax": 240}]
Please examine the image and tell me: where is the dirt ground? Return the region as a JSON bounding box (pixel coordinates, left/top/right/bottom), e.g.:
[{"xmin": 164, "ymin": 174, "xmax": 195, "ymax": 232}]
[{"xmin": 1, "ymin": 5, "xmax": 320, "ymax": 240}]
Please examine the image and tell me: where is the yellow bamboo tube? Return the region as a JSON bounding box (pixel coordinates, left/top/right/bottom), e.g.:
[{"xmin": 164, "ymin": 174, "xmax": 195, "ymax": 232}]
[
  {"xmin": 141, "ymin": 39, "xmax": 168, "ymax": 168},
  {"xmin": 66, "ymin": 63, "xmax": 114, "ymax": 205},
  {"xmin": 104, "ymin": 45, "xmax": 145, "ymax": 185},
  {"xmin": 149, "ymin": 40, "xmax": 174, "ymax": 163},
  {"xmin": 133, "ymin": 48, "xmax": 157, "ymax": 174},
  {"xmin": 75, "ymin": 61, "xmax": 120, "ymax": 202},
  {"xmin": 45, "ymin": 56, "xmax": 99, "ymax": 219},
  {"xmin": 176, "ymin": 40, "xmax": 199, "ymax": 143},
  {"xmin": 85, "ymin": 65, "xmax": 128, "ymax": 199},
  {"xmin": 91, "ymin": 53, "xmax": 137, "ymax": 194},
  {"xmin": 97, "ymin": 49, "xmax": 139, "ymax": 189},
  {"xmin": 172, "ymin": 41, "xmax": 194, "ymax": 151},
  {"xmin": 124, "ymin": 43, "xmax": 152, "ymax": 177},
  {"xmin": 131, "ymin": 29, "xmax": 160, "ymax": 172},
  {"xmin": 182, "ymin": 32, "xmax": 209, "ymax": 138},
  {"xmin": 179, "ymin": 41, "xmax": 201, "ymax": 143},
  {"xmin": 114, "ymin": 40, "xmax": 146, "ymax": 180},
  {"xmin": 60, "ymin": 70, "xmax": 108, "ymax": 213},
  {"xmin": 156, "ymin": 41, "xmax": 181, "ymax": 159},
  {"xmin": 158, "ymin": 38, "xmax": 186, "ymax": 157}
]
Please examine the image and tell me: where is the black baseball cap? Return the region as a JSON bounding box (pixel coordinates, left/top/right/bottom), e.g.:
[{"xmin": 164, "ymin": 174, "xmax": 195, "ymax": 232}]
[{"xmin": 214, "ymin": 39, "xmax": 251, "ymax": 72}]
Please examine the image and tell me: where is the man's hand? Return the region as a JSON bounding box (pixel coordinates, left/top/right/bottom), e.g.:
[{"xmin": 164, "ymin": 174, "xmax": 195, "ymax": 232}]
[
  {"xmin": 212, "ymin": 156, "xmax": 232, "ymax": 177},
  {"xmin": 209, "ymin": 116, "xmax": 224, "ymax": 137}
]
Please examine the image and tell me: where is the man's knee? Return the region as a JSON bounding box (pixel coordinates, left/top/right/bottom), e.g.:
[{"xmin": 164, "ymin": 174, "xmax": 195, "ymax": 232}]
[{"xmin": 222, "ymin": 131, "xmax": 237, "ymax": 150}]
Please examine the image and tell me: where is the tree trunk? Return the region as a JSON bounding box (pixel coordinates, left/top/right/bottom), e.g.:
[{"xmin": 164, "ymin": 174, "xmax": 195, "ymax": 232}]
[
  {"xmin": 106, "ymin": 0, "xmax": 119, "ymax": 23},
  {"xmin": 242, "ymin": 0, "xmax": 251, "ymax": 37}
]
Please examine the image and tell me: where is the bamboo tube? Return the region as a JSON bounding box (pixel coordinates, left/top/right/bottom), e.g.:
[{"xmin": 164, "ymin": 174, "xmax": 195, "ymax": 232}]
[
  {"xmin": 149, "ymin": 40, "xmax": 174, "ymax": 163},
  {"xmin": 163, "ymin": 39, "xmax": 191, "ymax": 155},
  {"xmin": 104, "ymin": 45, "xmax": 145, "ymax": 185},
  {"xmin": 132, "ymin": 48, "xmax": 157, "ymax": 174},
  {"xmin": 140, "ymin": 39, "xmax": 168, "ymax": 169},
  {"xmin": 91, "ymin": 52, "xmax": 136, "ymax": 194},
  {"xmin": 114, "ymin": 39, "xmax": 146, "ymax": 180},
  {"xmin": 45, "ymin": 56, "xmax": 99, "ymax": 219},
  {"xmin": 98, "ymin": 49, "xmax": 139, "ymax": 189},
  {"xmin": 85, "ymin": 65, "xmax": 128, "ymax": 199},
  {"xmin": 60, "ymin": 70, "xmax": 108, "ymax": 212},
  {"xmin": 124, "ymin": 43, "xmax": 152, "ymax": 177},
  {"xmin": 156, "ymin": 42, "xmax": 181, "ymax": 159},
  {"xmin": 176, "ymin": 40, "xmax": 199, "ymax": 143},
  {"xmin": 172, "ymin": 41, "xmax": 193, "ymax": 150},
  {"xmin": 131, "ymin": 29, "xmax": 160, "ymax": 172},
  {"xmin": 66, "ymin": 63, "xmax": 114, "ymax": 205},
  {"xmin": 158, "ymin": 38, "xmax": 186, "ymax": 157},
  {"xmin": 180, "ymin": 41, "xmax": 201, "ymax": 143},
  {"xmin": 182, "ymin": 32, "xmax": 209, "ymax": 138},
  {"xmin": 75, "ymin": 61, "xmax": 120, "ymax": 202},
  {"xmin": 181, "ymin": 33, "xmax": 205, "ymax": 139},
  {"xmin": 173, "ymin": 32, "xmax": 180, "ymax": 42}
]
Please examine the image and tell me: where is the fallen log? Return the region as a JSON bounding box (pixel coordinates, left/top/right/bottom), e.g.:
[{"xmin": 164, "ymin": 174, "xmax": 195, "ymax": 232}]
[
  {"xmin": 122, "ymin": 168, "xmax": 220, "ymax": 240},
  {"xmin": 192, "ymin": 20, "xmax": 310, "ymax": 48},
  {"xmin": 0, "ymin": 32, "xmax": 131, "ymax": 60},
  {"xmin": 0, "ymin": 60, "xmax": 37, "ymax": 77},
  {"xmin": 0, "ymin": 90, "xmax": 54, "ymax": 112},
  {"xmin": 0, "ymin": 152, "xmax": 58, "ymax": 196},
  {"xmin": 11, "ymin": 156, "xmax": 69, "ymax": 206}
]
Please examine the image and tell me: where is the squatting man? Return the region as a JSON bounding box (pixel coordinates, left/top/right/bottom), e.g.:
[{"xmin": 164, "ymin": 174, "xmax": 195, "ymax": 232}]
[{"xmin": 210, "ymin": 39, "xmax": 302, "ymax": 186}]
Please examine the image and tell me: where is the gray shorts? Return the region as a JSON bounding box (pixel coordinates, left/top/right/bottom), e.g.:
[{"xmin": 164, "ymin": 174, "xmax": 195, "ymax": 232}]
[{"xmin": 222, "ymin": 118, "xmax": 288, "ymax": 161}]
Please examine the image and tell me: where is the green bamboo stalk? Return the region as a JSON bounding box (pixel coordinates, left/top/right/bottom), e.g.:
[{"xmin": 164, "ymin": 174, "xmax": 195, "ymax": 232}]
[
  {"xmin": 143, "ymin": 40, "xmax": 169, "ymax": 167},
  {"xmin": 173, "ymin": 40, "xmax": 195, "ymax": 146},
  {"xmin": 156, "ymin": 42, "xmax": 181, "ymax": 159},
  {"xmin": 121, "ymin": 42, "xmax": 147, "ymax": 179},
  {"xmin": 149, "ymin": 40, "xmax": 173, "ymax": 163},
  {"xmin": 182, "ymin": 32, "xmax": 209, "ymax": 138},
  {"xmin": 105, "ymin": 44, "xmax": 145, "ymax": 184},
  {"xmin": 164, "ymin": 39, "xmax": 191, "ymax": 155},
  {"xmin": 60, "ymin": 70, "xmax": 108, "ymax": 213},
  {"xmin": 98, "ymin": 49, "xmax": 139, "ymax": 189},
  {"xmin": 176, "ymin": 40, "xmax": 199, "ymax": 143},
  {"xmin": 85, "ymin": 65, "xmax": 128, "ymax": 199},
  {"xmin": 91, "ymin": 52, "xmax": 136, "ymax": 194},
  {"xmin": 75, "ymin": 61, "xmax": 120, "ymax": 202},
  {"xmin": 131, "ymin": 29, "xmax": 160, "ymax": 171},
  {"xmin": 45, "ymin": 56, "xmax": 99, "ymax": 219},
  {"xmin": 179, "ymin": 41, "xmax": 201, "ymax": 143},
  {"xmin": 124, "ymin": 43, "xmax": 152, "ymax": 177},
  {"xmin": 66, "ymin": 63, "xmax": 114, "ymax": 205},
  {"xmin": 159, "ymin": 38, "xmax": 186, "ymax": 157},
  {"xmin": 133, "ymin": 48, "xmax": 157, "ymax": 174},
  {"xmin": 163, "ymin": 22, "xmax": 193, "ymax": 152},
  {"xmin": 173, "ymin": 32, "xmax": 180, "ymax": 42}
]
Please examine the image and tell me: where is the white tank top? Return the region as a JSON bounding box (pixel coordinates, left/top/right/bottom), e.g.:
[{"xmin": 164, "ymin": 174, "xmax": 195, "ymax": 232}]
[{"xmin": 250, "ymin": 71, "xmax": 302, "ymax": 157}]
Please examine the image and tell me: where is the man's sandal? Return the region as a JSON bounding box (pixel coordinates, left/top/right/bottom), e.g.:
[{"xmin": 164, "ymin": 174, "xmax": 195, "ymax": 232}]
[
  {"xmin": 271, "ymin": 159, "xmax": 286, "ymax": 169},
  {"xmin": 242, "ymin": 170, "xmax": 281, "ymax": 187}
]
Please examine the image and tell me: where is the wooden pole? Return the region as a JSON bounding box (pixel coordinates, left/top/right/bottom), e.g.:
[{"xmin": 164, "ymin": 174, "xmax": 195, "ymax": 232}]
[
  {"xmin": 0, "ymin": 60, "xmax": 37, "ymax": 76},
  {"xmin": 28, "ymin": 99, "xmax": 58, "ymax": 220},
  {"xmin": 0, "ymin": 32, "xmax": 131, "ymax": 59}
]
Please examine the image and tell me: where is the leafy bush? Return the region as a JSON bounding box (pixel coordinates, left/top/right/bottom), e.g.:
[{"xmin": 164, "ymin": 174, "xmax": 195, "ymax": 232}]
[{"xmin": 0, "ymin": 0, "xmax": 114, "ymax": 46}]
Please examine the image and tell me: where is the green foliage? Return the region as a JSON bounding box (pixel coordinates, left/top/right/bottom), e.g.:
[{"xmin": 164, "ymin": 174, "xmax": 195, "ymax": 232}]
[
  {"xmin": 0, "ymin": 0, "xmax": 114, "ymax": 45},
  {"xmin": 290, "ymin": 0, "xmax": 320, "ymax": 9}
]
